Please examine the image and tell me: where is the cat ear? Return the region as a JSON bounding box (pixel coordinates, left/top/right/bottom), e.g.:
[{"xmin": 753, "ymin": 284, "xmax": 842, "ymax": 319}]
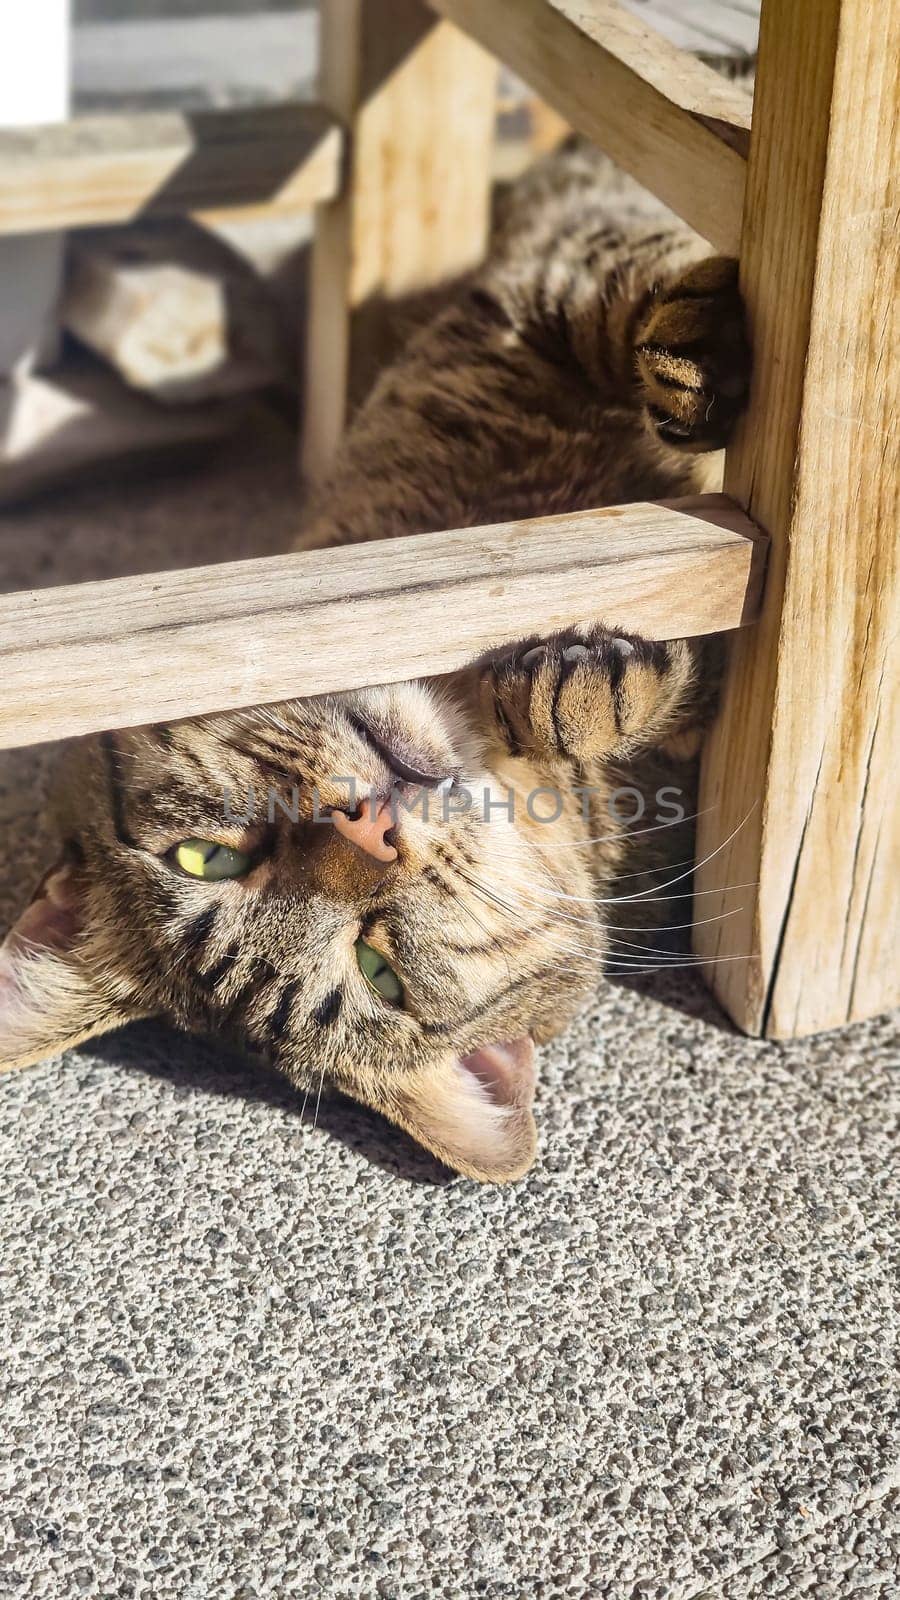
[
  {"xmin": 0, "ymin": 860, "xmax": 138, "ymax": 1072},
  {"xmin": 384, "ymin": 1036, "xmax": 538, "ymax": 1183}
]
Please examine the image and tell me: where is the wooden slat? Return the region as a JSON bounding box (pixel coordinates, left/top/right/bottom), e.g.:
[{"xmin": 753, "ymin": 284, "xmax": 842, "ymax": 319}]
[
  {"xmin": 0, "ymin": 494, "xmax": 766, "ymax": 749},
  {"xmin": 428, "ymin": 0, "xmax": 751, "ymax": 252},
  {"xmin": 695, "ymin": 0, "xmax": 899, "ymax": 1035},
  {"xmin": 0, "ymin": 103, "xmax": 343, "ymax": 236},
  {"xmin": 301, "ymin": 0, "xmax": 499, "ymax": 480}
]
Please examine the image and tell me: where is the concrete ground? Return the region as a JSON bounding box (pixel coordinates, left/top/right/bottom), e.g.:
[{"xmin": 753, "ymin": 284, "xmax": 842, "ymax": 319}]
[{"xmin": 0, "ymin": 432, "xmax": 897, "ymax": 1598}]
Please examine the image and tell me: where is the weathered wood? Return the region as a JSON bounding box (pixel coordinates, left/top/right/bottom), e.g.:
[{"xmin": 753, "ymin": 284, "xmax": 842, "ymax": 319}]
[
  {"xmin": 0, "ymin": 494, "xmax": 766, "ymax": 749},
  {"xmin": 301, "ymin": 0, "xmax": 499, "ymax": 480},
  {"xmin": 63, "ymin": 235, "xmax": 229, "ymax": 394},
  {"xmin": 695, "ymin": 0, "xmax": 899, "ymax": 1036},
  {"xmin": 0, "ymin": 103, "xmax": 343, "ymax": 236},
  {"xmin": 61, "ymin": 224, "xmax": 283, "ymax": 401},
  {"xmin": 428, "ymin": 0, "xmax": 751, "ymax": 252}
]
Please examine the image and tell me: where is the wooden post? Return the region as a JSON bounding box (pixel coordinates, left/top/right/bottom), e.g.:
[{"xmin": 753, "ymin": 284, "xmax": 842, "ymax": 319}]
[
  {"xmin": 695, "ymin": 0, "xmax": 899, "ymax": 1036},
  {"xmin": 300, "ymin": 0, "xmax": 498, "ymax": 480}
]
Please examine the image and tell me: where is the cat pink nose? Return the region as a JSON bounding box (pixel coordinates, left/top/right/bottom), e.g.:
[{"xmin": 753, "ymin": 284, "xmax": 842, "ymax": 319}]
[{"xmin": 331, "ymin": 797, "xmax": 398, "ymax": 863}]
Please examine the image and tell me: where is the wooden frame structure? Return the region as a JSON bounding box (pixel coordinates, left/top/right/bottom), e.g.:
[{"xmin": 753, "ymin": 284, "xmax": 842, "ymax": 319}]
[{"xmin": 0, "ymin": 0, "xmax": 895, "ymax": 1040}]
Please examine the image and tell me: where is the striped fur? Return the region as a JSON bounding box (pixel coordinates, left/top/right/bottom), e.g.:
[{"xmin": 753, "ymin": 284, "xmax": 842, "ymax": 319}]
[{"xmin": 1, "ymin": 144, "xmax": 750, "ymax": 1181}]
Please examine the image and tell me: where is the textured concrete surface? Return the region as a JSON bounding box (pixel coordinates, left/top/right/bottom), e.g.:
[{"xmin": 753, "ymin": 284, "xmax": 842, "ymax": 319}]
[{"xmin": 1, "ymin": 438, "xmax": 898, "ymax": 1599}]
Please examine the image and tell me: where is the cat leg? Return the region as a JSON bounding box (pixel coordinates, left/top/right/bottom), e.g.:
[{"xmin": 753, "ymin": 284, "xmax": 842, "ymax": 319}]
[
  {"xmin": 481, "ymin": 626, "xmax": 713, "ymax": 767},
  {"xmin": 505, "ymin": 214, "xmax": 751, "ymax": 452},
  {"xmin": 631, "ymin": 255, "xmax": 750, "ymax": 452}
]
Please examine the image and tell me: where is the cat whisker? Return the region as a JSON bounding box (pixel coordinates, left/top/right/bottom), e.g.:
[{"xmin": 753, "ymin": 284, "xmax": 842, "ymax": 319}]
[
  {"xmin": 454, "ymin": 857, "xmax": 751, "ymax": 933},
  {"xmin": 503, "ymin": 870, "xmax": 758, "ymax": 912},
  {"xmin": 611, "ymin": 906, "xmax": 744, "ymax": 934},
  {"xmin": 489, "ymin": 806, "xmax": 757, "ymax": 912},
  {"xmin": 599, "ymin": 802, "xmax": 758, "ymax": 904},
  {"xmin": 550, "ymin": 803, "xmax": 714, "ymax": 849},
  {"xmin": 312, "ymin": 1061, "xmax": 326, "ymax": 1131},
  {"xmin": 606, "ymin": 936, "xmax": 714, "ymax": 958},
  {"xmin": 553, "ymin": 950, "xmax": 756, "ymax": 977}
]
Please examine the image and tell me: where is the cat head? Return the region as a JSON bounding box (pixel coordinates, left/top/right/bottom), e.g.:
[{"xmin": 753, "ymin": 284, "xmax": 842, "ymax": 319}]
[{"xmin": 0, "ymin": 681, "xmax": 603, "ymax": 1182}]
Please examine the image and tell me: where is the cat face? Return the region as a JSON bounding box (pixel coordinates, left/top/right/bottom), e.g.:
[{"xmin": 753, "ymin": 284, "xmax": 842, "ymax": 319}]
[{"xmin": 0, "ymin": 681, "xmax": 603, "ymax": 1181}]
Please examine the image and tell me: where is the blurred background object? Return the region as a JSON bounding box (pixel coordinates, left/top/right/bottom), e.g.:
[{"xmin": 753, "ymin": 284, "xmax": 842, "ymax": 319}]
[
  {"xmin": 0, "ymin": 0, "xmax": 72, "ymax": 497},
  {"xmin": 0, "ymin": 0, "xmax": 758, "ymax": 505}
]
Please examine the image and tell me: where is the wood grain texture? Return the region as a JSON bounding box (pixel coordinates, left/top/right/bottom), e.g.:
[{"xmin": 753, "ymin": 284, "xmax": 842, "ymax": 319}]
[
  {"xmin": 0, "ymin": 103, "xmax": 343, "ymax": 235},
  {"xmin": 301, "ymin": 0, "xmax": 499, "ymax": 479},
  {"xmin": 428, "ymin": 0, "xmax": 751, "ymax": 251},
  {"xmin": 0, "ymin": 494, "xmax": 765, "ymax": 749},
  {"xmin": 695, "ymin": 0, "xmax": 899, "ymax": 1036}
]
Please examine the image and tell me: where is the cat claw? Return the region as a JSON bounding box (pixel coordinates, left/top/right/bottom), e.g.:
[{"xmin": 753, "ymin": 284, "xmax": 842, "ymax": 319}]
[
  {"xmin": 520, "ymin": 636, "xmax": 632, "ymax": 670},
  {"xmin": 520, "ymin": 645, "xmax": 545, "ymax": 669}
]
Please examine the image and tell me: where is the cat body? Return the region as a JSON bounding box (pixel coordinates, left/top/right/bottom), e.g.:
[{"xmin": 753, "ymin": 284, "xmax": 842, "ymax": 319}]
[
  {"xmin": 0, "ymin": 145, "xmax": 749, "ymax": 1181},
  {"xmin": 300, "ymin": 144, "xmax": 743, "ymax": 549}
]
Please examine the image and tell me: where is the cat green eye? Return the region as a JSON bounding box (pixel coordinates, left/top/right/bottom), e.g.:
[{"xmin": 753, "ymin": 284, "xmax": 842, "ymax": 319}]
[
  {"xmin": 355, "ymin": 939, "xmax": 404, "ymax": 1007},
  {"xmin": 173, "ymin": 839, "xmax": 252, "ymax": 881}
]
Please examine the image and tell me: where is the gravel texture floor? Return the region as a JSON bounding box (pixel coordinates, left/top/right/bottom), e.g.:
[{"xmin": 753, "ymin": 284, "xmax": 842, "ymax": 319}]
[{"xmin": 1, "ymin": 435, "xmax": 898, "ymax": 1599}]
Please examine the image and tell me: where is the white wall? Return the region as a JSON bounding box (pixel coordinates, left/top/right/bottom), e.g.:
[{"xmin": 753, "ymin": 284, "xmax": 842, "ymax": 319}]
[{"xmin": 0, "ymin": 0, "xmax": 71, "ymax": 377}]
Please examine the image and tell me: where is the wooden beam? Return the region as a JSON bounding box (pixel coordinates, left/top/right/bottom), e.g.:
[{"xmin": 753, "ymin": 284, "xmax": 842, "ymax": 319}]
[
  {"xmin": 0, "ymin": 494, "xmax": 765, "ymax": 749},
  {"xmin": 301, "ymin": 0, "xmax": 499, "ymax": 480},
  {"xmin": 695, "ymin": 0, "xmax": 899, "ymax": 1036},
  {"xmin": 0, "ymin": 103, "xmax": 343, "ymax": 236},
  {"xmin": 428, "ymin": 0, "xmax": 751, "ymax": 253}
]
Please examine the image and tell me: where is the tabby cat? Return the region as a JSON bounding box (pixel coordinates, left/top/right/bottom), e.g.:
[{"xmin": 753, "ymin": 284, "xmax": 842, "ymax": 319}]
[{"xmin": 0, "ymin": 144, "xmax": 750, "ymax": 1181}]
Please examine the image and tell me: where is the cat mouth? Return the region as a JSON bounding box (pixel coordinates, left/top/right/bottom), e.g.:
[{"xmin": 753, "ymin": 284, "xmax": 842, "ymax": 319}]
[{"xmin": 458, "ymin": 1037, "xmax": 536, "ymax": 1109}]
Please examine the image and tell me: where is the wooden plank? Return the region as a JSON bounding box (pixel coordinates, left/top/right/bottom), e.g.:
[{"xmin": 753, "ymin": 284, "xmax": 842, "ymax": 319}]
[
  {"xmin": 301, "ymin": 0, "xmax": 499, "ymax": 480},
  {"xmin": 428, "ymin": 0, "xmax": 751, "ymax": 252},
  {"xmin": 695, "ymin": 0, "xmax": 899, "ymax": 1036},
  {"xmin": 0, "ymin": 103, "xmax": 343, "ymax": 236},
  {"xmin": 0, "ymin": 494, "xmax": 766, "ymax": 749},
  {"xmin": 59, "ymin": 225, "xmax": 280, "ymax": 401}
]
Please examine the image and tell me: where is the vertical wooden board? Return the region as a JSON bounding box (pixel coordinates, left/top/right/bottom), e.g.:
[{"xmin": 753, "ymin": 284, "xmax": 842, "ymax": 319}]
[
  {"xmin": 301, "ymin": 0, "xmax": 498, "ymax": 479},
  {"xmin": 695, "ymin": 0, "xmax": 899, "ymax": 1037}
]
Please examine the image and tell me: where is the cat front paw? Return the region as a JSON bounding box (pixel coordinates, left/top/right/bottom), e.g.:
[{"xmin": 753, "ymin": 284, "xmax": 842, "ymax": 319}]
[
  {"xmin": 484, "ymin": 627, "xmax": 696, "ymax": 763},
  {"xmin": 635, "ymin": 256, "xmax": 750, "ymax": 451}
]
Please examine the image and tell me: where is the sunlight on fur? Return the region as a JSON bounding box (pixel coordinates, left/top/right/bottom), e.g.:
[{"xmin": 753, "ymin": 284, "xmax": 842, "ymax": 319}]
[{"xmin": 0, "ymin": 143, "xmax": 751, "ymax": 1181}]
